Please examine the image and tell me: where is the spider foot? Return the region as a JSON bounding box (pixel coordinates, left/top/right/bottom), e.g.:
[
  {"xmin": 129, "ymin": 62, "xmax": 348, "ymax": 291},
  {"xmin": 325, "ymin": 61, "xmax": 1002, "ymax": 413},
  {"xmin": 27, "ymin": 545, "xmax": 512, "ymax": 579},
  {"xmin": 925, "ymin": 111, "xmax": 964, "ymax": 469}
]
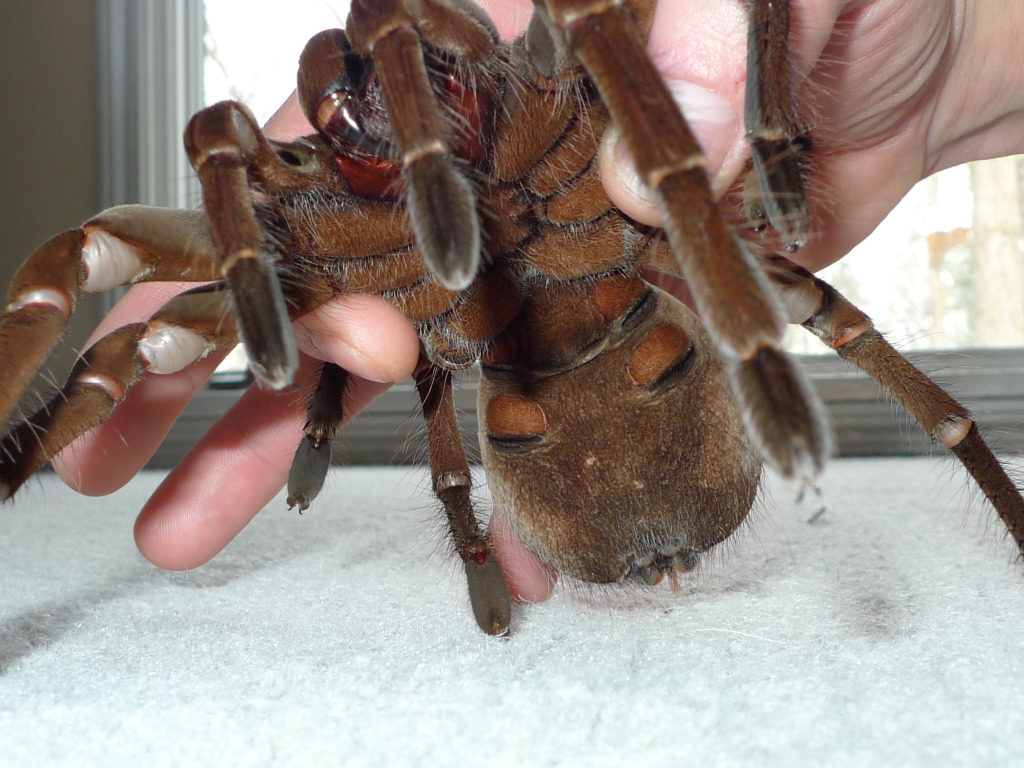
[
  {"xmin": 748, "ymin": 136, "xmax": 810, "ymax": 251},
  {"xmin": 731, "ymin": 346, "xmax": 830, "ymax": 482},
  {"xmin": 286, "ymin": 362, "xmax": 347, "ymax": 511},
  {"xmin": 287, "ymin": 436, "xmax": 332, "ymax": 512},
  {"xmin": 464, "ymin": 552, "xmax": 512, "ymax": 636}
]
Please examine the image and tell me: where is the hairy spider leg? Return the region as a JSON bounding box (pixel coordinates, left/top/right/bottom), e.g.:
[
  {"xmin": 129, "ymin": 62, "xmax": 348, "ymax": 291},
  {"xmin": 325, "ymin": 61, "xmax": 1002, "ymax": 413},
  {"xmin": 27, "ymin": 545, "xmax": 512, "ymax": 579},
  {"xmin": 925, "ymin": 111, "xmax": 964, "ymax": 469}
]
[
  {"xmin": 763, "ymin": 253, "xmax": 1024, "ymax": 556},
  {"xmin": 744, "ymin": 0, "xmax": 811, "ymax": 249},
  {"xmin": 0, "ymin": 287, "xmax": 238, "ymax": 497}
]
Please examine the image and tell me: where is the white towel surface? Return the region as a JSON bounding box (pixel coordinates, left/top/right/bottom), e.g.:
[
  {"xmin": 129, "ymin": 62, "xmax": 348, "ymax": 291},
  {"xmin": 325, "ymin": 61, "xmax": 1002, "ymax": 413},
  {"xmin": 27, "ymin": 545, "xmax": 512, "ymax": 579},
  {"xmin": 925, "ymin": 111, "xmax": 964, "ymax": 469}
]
[{"xmin": 2, "ymin": 457, "xmax": 1023, "ymax": 767}]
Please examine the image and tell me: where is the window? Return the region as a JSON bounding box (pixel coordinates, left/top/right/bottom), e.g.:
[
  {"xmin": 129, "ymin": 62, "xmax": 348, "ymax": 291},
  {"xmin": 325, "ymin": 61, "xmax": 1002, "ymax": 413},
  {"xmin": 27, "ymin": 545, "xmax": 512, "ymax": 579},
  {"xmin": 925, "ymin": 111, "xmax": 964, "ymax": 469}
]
[
  {"xmin": 98, "ymin": 0, "xmax": 1024, "ymax": 464},
  {"xmin": 204, "ymin": 0, "xmax": 350, "ymax": 125},
  {"xmin": 785, "ymin": 159, "xmax": 1024, "ymax": 355}
]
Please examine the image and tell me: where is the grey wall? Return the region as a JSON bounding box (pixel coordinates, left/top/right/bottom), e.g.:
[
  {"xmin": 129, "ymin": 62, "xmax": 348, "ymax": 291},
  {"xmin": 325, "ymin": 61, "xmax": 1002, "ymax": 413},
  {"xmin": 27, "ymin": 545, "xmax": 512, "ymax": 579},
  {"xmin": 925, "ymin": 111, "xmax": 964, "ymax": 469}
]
[{"xmin": 0, "ymin": 0, "xmax": 103, "ymax": 377}]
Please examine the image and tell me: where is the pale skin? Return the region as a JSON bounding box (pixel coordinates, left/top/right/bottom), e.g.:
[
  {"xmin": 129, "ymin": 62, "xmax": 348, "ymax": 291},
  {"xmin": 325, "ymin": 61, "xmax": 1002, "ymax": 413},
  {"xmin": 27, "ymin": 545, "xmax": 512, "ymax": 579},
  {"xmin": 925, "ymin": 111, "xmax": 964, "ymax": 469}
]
[{"xmin": 52, "ymin": 0, "xmax": 1024, "ymax": 602}]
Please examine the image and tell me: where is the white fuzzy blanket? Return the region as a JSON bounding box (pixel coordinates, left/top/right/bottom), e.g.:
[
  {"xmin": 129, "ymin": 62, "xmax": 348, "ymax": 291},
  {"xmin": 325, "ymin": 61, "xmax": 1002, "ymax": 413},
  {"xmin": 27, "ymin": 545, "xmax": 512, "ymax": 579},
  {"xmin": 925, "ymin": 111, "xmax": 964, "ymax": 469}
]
[{"xmin": 2, "ymin": 457, "xmax": 1023, "ymax": 766}]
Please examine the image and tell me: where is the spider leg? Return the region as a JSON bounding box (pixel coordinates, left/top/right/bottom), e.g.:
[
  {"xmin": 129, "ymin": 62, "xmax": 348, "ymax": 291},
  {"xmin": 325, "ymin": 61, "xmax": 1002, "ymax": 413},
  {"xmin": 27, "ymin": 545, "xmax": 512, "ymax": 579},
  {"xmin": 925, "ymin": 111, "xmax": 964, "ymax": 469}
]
[
  {"xmin": 415, "ymin": 364, "xmax": 511, "ymax": 636},
  {"xmin": 763, "ymin": 253, "xmax": 1024, "ymax": 554},
  {"xmin": 744, "ymin": 0, "xmax": 810, "ymax": 249},
  {"xmin": 345, "ymin": 0, "xmax": 498, "ymax": 290},
  {"xmin": 0, "ymin": 286, "xmax": 237, "ymax": 498},
  {"xmin": 287, "ymin": 361, "xmax": 348, "ymax": 512},
  {"xmin": 0, "ymin": 207, "xmax": 219, "ymax": 431},
  {"xmin": 183, "ymin": 101, "xmax": 334, "ymax": 390},
  {"xmin": 531, "ymin": 0, "xmax": 829, "ymax": 480}
]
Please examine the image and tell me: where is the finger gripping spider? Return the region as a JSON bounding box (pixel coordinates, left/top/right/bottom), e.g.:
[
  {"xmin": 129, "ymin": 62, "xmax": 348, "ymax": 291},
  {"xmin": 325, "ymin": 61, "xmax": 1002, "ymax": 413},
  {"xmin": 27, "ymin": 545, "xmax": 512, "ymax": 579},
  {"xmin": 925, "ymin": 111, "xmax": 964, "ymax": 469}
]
[{"xmin": 1, "ymin": 0, "xmax": 1021, "ymax": 636}]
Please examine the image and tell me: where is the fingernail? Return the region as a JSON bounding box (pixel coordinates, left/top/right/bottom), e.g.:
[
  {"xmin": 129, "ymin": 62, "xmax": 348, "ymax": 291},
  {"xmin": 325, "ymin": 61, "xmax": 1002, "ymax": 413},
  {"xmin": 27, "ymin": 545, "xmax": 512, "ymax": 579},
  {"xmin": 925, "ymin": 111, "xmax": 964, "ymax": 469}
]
[
  {"xmin": 668, "ymin": 80, "xmax": 738, "ymax": 173},
  {"xmin": 612, "ymin": 81, "xmax": 738, "ymax": 200},
  {"xmin": 294, "ymin": 297, "xmax": 421, "ymax": 384},
  {"xmin": 305, "ymin": 330, "xmax": 390, "ymax": 383}
]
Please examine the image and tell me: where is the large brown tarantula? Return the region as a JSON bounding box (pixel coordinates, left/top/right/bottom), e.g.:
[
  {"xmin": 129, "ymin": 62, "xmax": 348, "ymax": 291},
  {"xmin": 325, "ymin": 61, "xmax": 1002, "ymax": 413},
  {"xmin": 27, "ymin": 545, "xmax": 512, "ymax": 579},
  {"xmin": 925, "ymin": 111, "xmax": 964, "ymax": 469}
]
[{"xmin": 1, "ymin": 0, "xmax": 1020, "ymax": 634}]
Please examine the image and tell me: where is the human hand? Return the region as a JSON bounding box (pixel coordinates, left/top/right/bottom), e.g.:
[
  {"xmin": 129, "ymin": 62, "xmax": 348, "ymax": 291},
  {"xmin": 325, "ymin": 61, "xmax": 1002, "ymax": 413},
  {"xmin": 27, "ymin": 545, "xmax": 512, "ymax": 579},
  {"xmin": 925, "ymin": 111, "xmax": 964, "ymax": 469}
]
[{"xmin": 601, "ymin": 0, "xmax": 1024, "ymax": 271}]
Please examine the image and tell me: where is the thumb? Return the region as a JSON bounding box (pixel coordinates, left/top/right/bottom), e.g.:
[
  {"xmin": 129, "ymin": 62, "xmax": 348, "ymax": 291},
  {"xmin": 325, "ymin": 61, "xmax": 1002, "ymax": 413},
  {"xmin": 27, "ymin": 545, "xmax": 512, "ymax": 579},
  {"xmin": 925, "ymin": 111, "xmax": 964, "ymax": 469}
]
[{"xmin": 599, "ymin": 79, "xmax": 743, "ymax": 227}]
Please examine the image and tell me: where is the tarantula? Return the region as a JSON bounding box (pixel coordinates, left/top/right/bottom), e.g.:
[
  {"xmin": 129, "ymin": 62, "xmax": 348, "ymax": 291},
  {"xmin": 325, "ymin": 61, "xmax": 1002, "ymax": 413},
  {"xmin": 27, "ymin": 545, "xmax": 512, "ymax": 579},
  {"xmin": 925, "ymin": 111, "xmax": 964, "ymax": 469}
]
[{"xmin": 1, "ymin": 0, "xmax": 1021, "ymax": 635}]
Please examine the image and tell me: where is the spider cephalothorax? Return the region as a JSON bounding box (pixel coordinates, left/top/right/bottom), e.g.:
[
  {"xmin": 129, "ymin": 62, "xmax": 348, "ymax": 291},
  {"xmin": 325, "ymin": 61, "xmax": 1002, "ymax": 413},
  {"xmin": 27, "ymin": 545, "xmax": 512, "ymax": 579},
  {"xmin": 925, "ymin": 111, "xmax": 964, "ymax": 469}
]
[{"xmin": 0, "ymin": 0, "xmax": 1021, "ymax": 636}]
